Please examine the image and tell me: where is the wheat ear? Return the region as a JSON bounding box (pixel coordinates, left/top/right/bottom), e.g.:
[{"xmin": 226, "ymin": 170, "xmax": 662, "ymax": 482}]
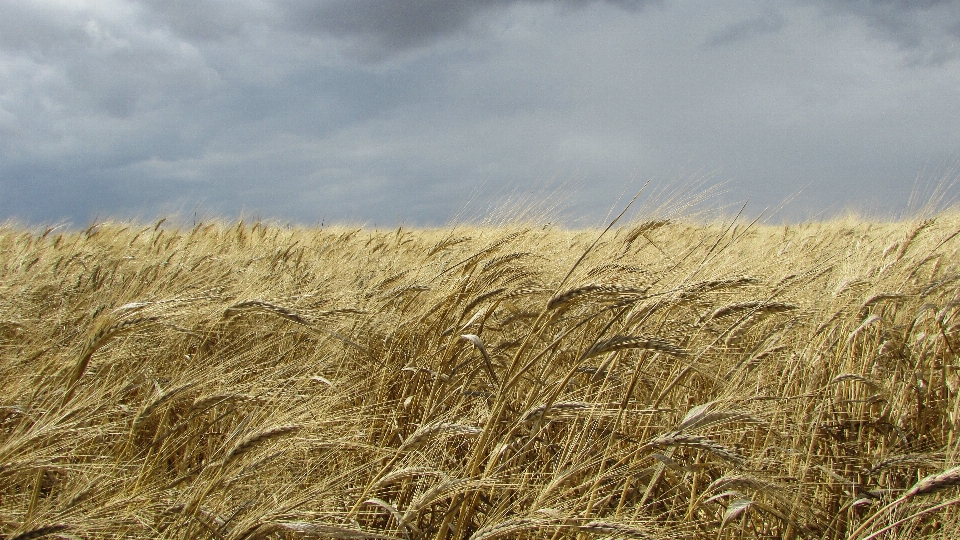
[
  {"xmin": 579, "ymin": 520, "xmax": 653, "ymax": 538},
  {"xmin": 245, "ymin": 521, "xmax": 400, "ymax": 540},
  {"xmin": 547, "ymin": 283, "xmax": 647, "ymax": 311},
  {"xmin": 63, "ymin": 316, "xmax": 159, "ymax": 406},
  {"xmin": 398, "ymin": 421, "xmax": 482, "ymax": 452},
  {"xmin": 580, "ymin": 335, "xmax": 688, "ymax": 360},
  {"xmin": 222, "ymin": 424, "xmax": 301, "ymax": 467},
  {"xmin": 460, "ymin": 334, "xmax": 499, "ymax": 384},
  {"xmin": 470, "ymin": 517, "xmax": 559, "ymax": 540},
  {"xmin": 10, "ymin": 525, "xmax": 70, "ymax": 540},
  {"xmin": 849, "ymin": 465, "xmax": 960, "ymax": 540},
  {"xmin": 903, "ymin": 465, "xmax": 960, "ymax": 498}
]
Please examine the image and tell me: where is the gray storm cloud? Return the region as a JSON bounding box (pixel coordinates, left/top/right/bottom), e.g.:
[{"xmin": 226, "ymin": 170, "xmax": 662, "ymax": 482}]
[
  {"xmin": 704, "ymin": 7, "xmax": 786, "ymax": 47},
  {"xmin": 281, "ymin": 0, "xmax": 658, "ymax": 55},
  {"xmin": 811, "ymin": 0, "xmax": 960, "ymax": 63},
  {"xmin": 1, "ymin": 0, "xmax": 959, "ymax": 226}
]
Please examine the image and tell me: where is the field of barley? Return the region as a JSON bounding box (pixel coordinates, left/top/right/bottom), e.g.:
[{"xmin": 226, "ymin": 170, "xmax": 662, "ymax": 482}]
[{"xmin": 3, "ymin": 212, "xmax": 960, "ymax": 539}]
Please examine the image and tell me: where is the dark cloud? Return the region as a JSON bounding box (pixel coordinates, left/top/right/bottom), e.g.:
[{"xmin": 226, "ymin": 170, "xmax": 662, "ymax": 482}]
[
  {"xmin": 0, "ymin": 1, "xmax": 90, "ymax": 55},
  {"xmin": 704, "ymin": 7, "xmax": 785, "ymax": 46},
  {"xmin": 844, "ymin": 0, "xmax": 952, "ymax": 9},
  {"xmin": 286, "ymin": 1, "xmax": 478, "ymax": 51},
  {"xmin": 282, "ymin": 0, "xmax": 659, "ymax": 59},
  {"xmin": 130, "ymin": 0, "xmax": 659, "ymax": 54},
  {"xmin": 811, "ymin": 0, "xmax": 960, "ymax": 62},
  {"xmin": 139, "ymin": 0, "xmax": 278, "ymax": 41}
]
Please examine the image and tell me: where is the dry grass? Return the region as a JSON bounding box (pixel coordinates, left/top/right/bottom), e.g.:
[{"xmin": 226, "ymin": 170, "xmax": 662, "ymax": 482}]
[{"xmin": 3, "ymin": 213, "xmax": 960, "ymax": 539}]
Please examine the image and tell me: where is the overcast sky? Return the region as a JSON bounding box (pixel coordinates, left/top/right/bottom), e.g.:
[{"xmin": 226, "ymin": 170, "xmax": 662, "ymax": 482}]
[{"xmin": 2, "ymin": 0, "xmax": 960, "ymax": 227}]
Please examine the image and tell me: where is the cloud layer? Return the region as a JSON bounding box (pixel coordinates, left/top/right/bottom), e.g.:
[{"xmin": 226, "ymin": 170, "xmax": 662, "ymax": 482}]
[{"xmin": 2, "ymin": 0, "xmax": 959, "ymax": 226}]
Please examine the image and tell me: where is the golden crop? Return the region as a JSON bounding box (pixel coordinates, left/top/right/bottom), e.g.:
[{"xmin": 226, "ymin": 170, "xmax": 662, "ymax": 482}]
[{"xmin": 2, "ymin": 214, "xmax": 960, "ymax": 539}]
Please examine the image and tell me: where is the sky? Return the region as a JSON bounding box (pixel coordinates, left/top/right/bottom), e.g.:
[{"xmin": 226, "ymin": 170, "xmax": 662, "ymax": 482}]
[{"xmin": 2, "ymin": 0, "xmax": 960, "ymax": 227}]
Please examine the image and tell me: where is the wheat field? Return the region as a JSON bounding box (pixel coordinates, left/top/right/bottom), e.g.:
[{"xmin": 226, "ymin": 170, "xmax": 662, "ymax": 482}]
[{"xmin": 3, "ymin": 213, "xmax": 960, "ymax": 539}]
